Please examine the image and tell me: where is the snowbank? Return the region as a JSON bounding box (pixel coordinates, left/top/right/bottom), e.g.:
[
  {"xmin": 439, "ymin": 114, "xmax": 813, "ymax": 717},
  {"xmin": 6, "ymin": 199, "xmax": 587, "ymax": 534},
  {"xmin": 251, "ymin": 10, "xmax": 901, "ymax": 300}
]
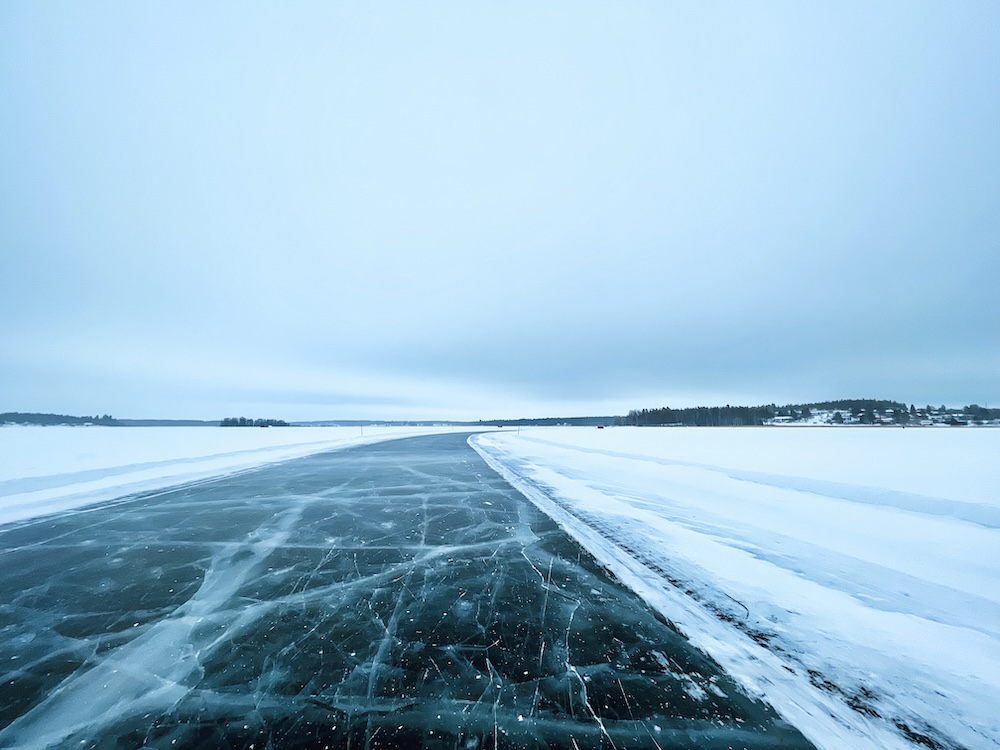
[
  {"xmin": 0, "ymin": 425, "xmax": 469, "ymax": 526},
  {"xmin": 470, "ymin": 426, "xmax": 1000, "ymax": 750}
]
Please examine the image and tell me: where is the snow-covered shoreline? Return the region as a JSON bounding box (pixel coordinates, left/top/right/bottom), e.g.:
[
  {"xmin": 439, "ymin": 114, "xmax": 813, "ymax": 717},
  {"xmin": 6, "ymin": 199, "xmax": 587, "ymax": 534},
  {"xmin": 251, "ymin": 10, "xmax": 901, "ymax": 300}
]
[
  {"xmin": 470, "ymin": 426, "xmax": 1000, "ymax": 750},
  {"xmin": 0, "ymin": 425, "xmax": 470, "ymax": 527}
]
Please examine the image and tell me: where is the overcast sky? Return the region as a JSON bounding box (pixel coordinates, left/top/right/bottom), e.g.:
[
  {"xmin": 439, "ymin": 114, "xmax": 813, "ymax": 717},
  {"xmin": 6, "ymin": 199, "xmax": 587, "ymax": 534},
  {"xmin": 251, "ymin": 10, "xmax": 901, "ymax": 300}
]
[{"xmin": 2, "ymin": 2, "xmax": 998, "ymax": 421}]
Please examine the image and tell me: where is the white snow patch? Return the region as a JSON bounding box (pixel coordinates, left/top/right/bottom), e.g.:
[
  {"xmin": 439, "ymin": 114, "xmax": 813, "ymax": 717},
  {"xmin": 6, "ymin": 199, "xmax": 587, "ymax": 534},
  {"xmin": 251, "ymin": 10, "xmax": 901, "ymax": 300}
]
[{"xmin": 470, "ymin": 426, "xmax": 1000, "ymax": 750}]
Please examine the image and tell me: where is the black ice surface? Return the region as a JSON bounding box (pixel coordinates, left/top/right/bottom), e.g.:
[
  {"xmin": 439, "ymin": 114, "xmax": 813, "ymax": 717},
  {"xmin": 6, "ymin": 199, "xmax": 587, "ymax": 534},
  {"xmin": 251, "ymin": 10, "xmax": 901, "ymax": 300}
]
[{"xmin": 0, "ymin": 433, "xmax": 814, "ymax": 749}]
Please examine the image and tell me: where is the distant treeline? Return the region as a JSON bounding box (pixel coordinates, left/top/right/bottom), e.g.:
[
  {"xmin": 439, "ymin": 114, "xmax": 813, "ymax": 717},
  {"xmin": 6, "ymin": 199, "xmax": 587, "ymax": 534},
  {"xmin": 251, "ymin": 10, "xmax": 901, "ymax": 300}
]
[
  {"xmin": 796, "ymin": 399, "xmax": 910, "ymax": 415},
  {"xmin": 618, "ymin": 400, "xmax": 910, "ymax": 427},
  {"xmin": 956, "ymin": 404, "xmax": 1000, "ymax": 421},
  {"xmin": 220, "ymin": 417, "xmax": 289, "ymax": 427},
  {"xmin": 619, "ymin": 399, "xmax": 1000, "ymax": 426},
  {"xmin": 1, "ymin": 412, "xmax": 117, "ymax": 426},
  {"xmin": 619, "ymin": 405, "xmax": 776, "ymax": 427}
]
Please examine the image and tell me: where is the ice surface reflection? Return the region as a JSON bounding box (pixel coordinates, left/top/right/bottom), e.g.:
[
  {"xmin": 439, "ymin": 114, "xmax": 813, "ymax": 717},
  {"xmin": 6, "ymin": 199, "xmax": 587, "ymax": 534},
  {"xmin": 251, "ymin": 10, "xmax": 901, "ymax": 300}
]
[{"xmin": 0, "ymin": 433, "xmax": 813, "ymax": 748}]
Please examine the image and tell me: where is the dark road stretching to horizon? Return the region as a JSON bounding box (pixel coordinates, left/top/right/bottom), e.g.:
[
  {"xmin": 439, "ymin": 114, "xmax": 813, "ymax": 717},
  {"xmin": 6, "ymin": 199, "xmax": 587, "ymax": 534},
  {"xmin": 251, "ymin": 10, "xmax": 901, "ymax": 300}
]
[{"xmin": 0, "ymin": 433, "xmax": 814, "ymax": 749}]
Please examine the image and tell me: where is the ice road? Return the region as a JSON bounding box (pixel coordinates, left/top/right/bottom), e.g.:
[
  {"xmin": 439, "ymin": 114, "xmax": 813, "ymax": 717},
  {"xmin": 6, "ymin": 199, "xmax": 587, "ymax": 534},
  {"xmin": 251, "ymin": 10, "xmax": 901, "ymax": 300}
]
[{"xmin": 0, "ymin": 433, "xmax": 812, "ymax": 749}]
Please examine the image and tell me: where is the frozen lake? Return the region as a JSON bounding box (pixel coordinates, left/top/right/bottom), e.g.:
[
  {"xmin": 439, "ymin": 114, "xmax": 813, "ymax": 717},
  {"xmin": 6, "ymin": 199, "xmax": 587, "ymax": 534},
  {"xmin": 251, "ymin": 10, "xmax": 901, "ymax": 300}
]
[{"xmin": 0, "ymin": 433, "xmax": 812, "ymax": 749}]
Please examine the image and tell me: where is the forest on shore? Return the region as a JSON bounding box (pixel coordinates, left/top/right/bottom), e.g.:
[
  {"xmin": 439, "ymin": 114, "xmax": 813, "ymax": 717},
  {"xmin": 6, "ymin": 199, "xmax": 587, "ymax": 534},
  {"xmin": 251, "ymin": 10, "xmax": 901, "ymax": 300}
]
[{"xmin": 618, "ymin": 400, "xmax": 1000, "ymax": 426}]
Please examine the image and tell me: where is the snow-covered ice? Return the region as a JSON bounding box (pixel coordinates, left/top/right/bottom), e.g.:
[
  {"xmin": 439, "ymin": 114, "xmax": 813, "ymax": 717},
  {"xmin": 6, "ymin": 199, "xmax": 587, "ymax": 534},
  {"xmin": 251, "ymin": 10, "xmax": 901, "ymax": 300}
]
[
  {"xmin": 0, "ymin": 425, "xmax": 470, "ymax": 526},
  {"xmin": 470, "ymin": 426, "xmax": 1000, "ymax": 750},
  {"xmin": 3, "ymin": 423, "xmax": 996, "ymax": 748}
]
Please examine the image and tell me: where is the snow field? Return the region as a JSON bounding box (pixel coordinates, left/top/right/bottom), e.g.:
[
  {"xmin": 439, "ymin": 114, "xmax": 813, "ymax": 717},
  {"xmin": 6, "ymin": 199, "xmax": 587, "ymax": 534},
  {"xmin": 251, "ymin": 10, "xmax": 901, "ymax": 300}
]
[{"xmin": 470, "ymin": 426, "xmax": 1000, "ymax": 750}]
